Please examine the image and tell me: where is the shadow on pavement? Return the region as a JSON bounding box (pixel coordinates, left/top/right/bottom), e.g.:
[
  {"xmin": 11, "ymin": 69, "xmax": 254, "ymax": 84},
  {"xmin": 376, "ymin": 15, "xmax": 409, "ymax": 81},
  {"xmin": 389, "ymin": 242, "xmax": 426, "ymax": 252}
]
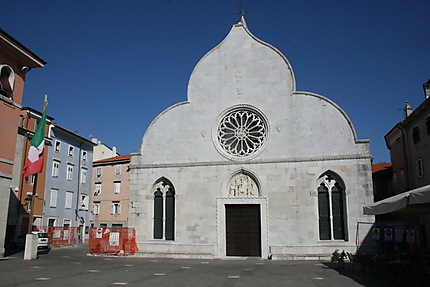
[
  {"xmin": 322, "ymin": 262, "xmax": 378, "ymax": 287},
  {"xmin": 4, "ymin": 246, "xmax": 51, "ymax": 257}
]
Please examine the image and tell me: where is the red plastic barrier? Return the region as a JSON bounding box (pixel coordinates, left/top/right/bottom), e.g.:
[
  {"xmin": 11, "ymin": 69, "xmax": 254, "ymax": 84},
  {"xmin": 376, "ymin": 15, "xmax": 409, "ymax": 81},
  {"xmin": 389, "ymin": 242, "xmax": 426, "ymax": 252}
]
[
  {"xmin": 88, "ymin": 228, "xmax": 138, "ymax": 255},
  {"xmin": 34, "ymin": 227, "xmax": 79, "ymax": 247}
]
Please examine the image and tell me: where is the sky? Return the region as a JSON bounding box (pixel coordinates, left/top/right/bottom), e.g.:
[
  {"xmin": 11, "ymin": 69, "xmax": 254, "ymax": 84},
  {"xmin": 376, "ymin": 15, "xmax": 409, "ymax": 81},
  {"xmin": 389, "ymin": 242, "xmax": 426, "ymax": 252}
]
[{"xmin": 2, "ymin": 0, "xmax": 429, "ymax": 163}]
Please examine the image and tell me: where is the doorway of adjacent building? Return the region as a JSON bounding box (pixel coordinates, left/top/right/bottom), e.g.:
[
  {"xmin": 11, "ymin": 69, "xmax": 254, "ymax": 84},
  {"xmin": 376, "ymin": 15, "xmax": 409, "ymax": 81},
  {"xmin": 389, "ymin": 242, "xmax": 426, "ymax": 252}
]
[{"xmin": 225, "ymin": 204, "xmax": 261, "ymax": 256}]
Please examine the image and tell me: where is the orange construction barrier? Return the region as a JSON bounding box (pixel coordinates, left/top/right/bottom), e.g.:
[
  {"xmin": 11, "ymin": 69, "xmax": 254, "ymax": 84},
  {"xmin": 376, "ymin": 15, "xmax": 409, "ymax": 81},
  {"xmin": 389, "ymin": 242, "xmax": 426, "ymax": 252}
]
[
  {"xmin": 34, "ymin": 227, "xmax": 79, "ymax": 247},
  {"xmin": 88, "ymin": 227, "xmax": 138, "ymax": 255}
]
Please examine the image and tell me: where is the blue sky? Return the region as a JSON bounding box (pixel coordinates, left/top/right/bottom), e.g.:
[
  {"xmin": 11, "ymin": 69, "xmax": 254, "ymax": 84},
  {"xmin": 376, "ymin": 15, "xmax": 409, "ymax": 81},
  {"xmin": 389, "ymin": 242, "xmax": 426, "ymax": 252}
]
[{"xmin": 2, "ymin": 0, "xmax": 429, "ymax": 163}]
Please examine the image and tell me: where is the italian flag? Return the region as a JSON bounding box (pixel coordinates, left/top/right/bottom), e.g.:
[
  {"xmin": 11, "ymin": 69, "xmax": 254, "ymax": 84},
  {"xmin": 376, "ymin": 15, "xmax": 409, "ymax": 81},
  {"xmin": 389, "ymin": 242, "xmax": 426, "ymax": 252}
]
[{"xmin": 23, "ymin": 96, "xmax": 48, "ymax": 182}]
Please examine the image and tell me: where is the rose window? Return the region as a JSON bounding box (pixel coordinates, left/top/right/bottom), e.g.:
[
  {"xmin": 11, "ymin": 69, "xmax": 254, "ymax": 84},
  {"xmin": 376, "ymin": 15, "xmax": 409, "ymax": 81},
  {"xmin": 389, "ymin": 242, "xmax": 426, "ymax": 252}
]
[{"xmin": 217, "ymin": 109, "xmax": 267, "ymax": 157}]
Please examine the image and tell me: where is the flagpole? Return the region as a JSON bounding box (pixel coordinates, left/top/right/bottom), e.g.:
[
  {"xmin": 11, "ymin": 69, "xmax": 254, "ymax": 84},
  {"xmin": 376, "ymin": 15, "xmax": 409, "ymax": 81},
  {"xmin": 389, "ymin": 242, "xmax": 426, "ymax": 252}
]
[
  {"xmin": 27, "ymin": 174, "xmax": 38, "ymax": 234},
  {"xmin": 25, "ymin": 95, "xmax": 47, "ymax": 234},
  {"xmin": 23, "ymin": 95, "xmax": 48, "ymax": 260}
]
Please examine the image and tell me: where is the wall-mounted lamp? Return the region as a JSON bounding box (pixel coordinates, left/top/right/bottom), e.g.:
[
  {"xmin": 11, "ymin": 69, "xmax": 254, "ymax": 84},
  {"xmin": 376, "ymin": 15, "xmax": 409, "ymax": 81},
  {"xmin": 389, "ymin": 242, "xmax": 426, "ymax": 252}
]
[{"xmin": 21, "ymin": 66, "xmax": 31, "ymax": 72}]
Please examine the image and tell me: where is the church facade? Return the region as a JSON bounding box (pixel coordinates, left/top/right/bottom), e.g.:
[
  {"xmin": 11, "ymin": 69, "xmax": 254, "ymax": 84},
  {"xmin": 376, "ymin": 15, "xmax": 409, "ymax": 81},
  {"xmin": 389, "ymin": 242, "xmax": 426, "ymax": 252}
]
[{"xmin": 129, "ymin": 18, "xmax": 374, "ymax": 259}]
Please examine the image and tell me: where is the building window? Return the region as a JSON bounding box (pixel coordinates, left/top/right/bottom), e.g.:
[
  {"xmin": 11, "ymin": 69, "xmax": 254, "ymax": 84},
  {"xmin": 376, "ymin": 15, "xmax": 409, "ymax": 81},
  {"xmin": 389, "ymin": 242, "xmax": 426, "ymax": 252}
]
[
  {"xmin": 114, "ymin": 181, "xmax": 121, "ymax": 194},
  {"xmin": 52, "ymin": 160, "xmax": 60, "ymax": 177},
  {"xmin": 111, "ymin": 201, "xmax": 121, "ymax": 215},
  {"xmin": 80, "ymin": 168, "xmax": 87, "ymax": 184},
  {"xmin": 400, "ymin": 168, "xmax": 405, "ymax": 185},
  {"xmin": 66, "ymin": 164, "xmax": 73, "ymax": 180},
  {"xmin": 63, "ymin": 219, "xmax": 71, "ymax": 227},
  {"xmin": 412, "ymin": 127, "xmax": 420, "ymax": 144},
  {"xmin": 48, "ymin": 218, "xmax": 56, "ymax": 227},
  {"xmin": 94, "ymin": 183, "xmax": 101, "ymax": 196},
  {"xmin": 317, "ymin": 173, "xmax": 347, "ymax": 241},
  {"xmin": 68, "ymin": 145, "xmax": 74, "ymax": 157},
  {"xmin": 115, "ymin": 165, "xmax": 121, "ymax": 175},
  {"xmin": 65, "ymin": 191, "xmax": 73, "ymax": 209},
  {"xmin": 18, "ymin": 115, "xmax": 24, "ymax": 127},
  {"xmin": 29, "ymin": 174, "xmax": 35, "ymax": 186},
  {"xmin": 217, "ymin": 107, "xmax": 268, "ymax": 158},
  {"xmin": 153, "ymin": 178, "xmax": 175, "ymax": 240},
  {"xmin": 427, "ymin": 117, "xmax": 430, "ymax": 135},
  {"xmin": 392, "ymin": 171, "xmax": 397, "ymax": 187},
  {"xmin": 0, "ymin": 64, "xmax": 15, "ymax": 98},
  {"xmin": 80, "ymin": 194, "xmax": 89, "ymax": 210},
  {"xmin": 93, "ymin": 202, "xmax": 100, "ymax": 215},
  {"xmin": 96, "ymin": 167, "xmax": 102, "ymax": 177},
  {"xmin": 82, "ymin": 150, "xmax": 87, "ymax": 161},
  {"xmin": 50, "ymin": 189, "xmax": 58, "ymax": 208},
  {"xmin": 154, "ymin": 190, "xmax": 163, "ymax": 239},
  {"xmin": 318, "ymin": 183, "xmax": 330, "ymax": 240},
  {"xmin": 112, "ymin": 224, "xmax": 123, "ymax": 228},
  {"xmin": 55, "ymin": 141, "xmax": 61, "ymax": 152},
  {"xmin": 417, "ymin": 158, "xmax": 424, "ymax": 177}
]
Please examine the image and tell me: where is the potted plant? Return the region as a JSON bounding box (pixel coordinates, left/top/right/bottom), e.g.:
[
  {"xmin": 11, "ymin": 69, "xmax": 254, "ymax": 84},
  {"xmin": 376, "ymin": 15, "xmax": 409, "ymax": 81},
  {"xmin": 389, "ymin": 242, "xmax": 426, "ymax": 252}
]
[{"xmin": 331, "ymin": 249, "xmax": 346, "ymax": 270}]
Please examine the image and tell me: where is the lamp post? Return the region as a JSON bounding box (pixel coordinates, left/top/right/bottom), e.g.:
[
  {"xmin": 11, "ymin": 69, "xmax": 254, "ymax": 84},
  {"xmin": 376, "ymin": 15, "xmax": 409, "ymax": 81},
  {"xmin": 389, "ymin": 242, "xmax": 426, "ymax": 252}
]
[
  {"xmin": 26, "ymin": 174, "xmax": 38, "ymax": 234},
  {"xmin": 24, "ymin": 174, "xmax": 38, "ymax": 260},
  {"xmin": 24, "ymin": 193, "xmax": 32, "ymax": 212}
]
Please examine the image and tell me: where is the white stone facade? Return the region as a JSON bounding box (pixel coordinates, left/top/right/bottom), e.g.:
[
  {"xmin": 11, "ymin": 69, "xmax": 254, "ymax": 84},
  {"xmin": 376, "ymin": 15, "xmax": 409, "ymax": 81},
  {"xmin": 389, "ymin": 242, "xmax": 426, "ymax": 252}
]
[{"xmin": 129, "ymin": 18, "xmax": 375, "ymax": 259}]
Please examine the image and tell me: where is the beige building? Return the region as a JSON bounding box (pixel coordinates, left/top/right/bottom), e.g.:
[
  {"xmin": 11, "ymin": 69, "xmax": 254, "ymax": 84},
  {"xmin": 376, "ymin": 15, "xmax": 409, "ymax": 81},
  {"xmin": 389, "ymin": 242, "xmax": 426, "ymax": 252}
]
[
  {"xmin": 91, "ymin": 155, "xmax": 131, "ymax": 228},
  {"xmin": 91, "ymin": 137, "xmax": 119, "ymax": 162}
]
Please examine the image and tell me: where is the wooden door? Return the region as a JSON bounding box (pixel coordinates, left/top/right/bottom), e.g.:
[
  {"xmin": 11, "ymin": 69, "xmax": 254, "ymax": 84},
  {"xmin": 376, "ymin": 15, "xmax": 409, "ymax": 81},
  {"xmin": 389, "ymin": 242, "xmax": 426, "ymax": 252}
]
[{"xmin": 225, "ymin": 204, "xmax": 261, "ymax": 256}]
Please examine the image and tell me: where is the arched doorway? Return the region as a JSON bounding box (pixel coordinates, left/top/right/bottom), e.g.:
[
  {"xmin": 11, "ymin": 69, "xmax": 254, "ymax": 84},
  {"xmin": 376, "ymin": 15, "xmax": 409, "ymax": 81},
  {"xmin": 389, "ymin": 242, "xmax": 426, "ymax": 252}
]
[{"xmin": 221, "ymin": 172, "xmax": 263, "ymax": 257}]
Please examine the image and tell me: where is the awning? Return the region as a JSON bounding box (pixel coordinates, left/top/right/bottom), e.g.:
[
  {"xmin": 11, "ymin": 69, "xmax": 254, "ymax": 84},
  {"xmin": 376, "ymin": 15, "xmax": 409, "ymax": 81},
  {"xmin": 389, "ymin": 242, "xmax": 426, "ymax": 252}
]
[{"xmin": 363, "ymin": 184, "xmax": 430, "ymax": 215}]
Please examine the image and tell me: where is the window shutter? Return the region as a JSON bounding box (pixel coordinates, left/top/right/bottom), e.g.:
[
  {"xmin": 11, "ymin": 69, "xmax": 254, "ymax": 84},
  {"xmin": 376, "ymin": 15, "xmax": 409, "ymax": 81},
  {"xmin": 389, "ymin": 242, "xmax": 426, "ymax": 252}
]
[
  {"xmin": 50, "ymin": 189, "xmax": 57, "ymax": 207},
  {"xmin": 153, "ymin": 190, "xmax": 163, "ymax": 239},
  {"xmin": 165, "ymin": 189, "xmax": 175, "ymax": 240},
  {"xmin": 318, "ymin": 184, "xmax": 331, "ymax": 240},
  {"xmin": 114, "ymin": 182, "xmax": 121, "ymax": 194},
  {"xmin": 332, "ymin": 183, "xmax": 345, "ymax": 240}
]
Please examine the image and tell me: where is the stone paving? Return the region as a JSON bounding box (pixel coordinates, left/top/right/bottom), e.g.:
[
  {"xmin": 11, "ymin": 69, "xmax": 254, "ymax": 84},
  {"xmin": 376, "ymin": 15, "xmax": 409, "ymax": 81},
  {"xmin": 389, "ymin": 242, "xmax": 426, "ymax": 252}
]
[{"xmin": 0, "ymin": 245, "xmax": 379, "ymax": 287}]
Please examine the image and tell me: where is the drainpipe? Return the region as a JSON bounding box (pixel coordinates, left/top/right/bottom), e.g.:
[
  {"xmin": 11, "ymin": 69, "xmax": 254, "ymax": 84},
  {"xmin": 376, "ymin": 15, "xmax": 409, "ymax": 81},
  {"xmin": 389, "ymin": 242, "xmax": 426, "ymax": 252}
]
[{"xmin": 74, "ymin": 142, "xmax": 85, "ymax": 243}]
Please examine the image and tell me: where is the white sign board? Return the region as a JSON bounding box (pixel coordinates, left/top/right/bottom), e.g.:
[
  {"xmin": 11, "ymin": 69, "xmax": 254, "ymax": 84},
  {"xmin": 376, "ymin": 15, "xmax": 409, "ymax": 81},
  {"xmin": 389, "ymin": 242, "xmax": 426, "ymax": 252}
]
[{"xmin": 109, "ymin": 232, "xmax": 120, "ymax": 246}]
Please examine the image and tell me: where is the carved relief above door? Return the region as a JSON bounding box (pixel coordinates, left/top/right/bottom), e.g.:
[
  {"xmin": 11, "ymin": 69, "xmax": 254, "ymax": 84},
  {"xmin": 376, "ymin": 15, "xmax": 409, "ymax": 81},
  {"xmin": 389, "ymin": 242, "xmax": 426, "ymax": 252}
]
[{"xmin": 228, "ymin": 173, "xmax": 259, "ymax": 198}]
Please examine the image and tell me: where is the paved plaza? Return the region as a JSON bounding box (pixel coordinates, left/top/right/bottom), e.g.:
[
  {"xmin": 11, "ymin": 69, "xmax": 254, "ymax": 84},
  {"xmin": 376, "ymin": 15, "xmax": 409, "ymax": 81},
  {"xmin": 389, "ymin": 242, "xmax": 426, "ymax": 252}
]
[{"xmin": 0, "ymin": 245, "xmax": 379, "ymax": 287}]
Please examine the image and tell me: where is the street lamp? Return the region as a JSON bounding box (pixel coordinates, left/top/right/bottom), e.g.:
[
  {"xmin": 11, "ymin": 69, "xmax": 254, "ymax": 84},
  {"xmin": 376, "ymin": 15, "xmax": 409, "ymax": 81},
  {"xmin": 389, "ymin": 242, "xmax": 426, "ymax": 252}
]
[{"xmin": 24, "ymin": 192, "xmax": 32, "ymax": 212}]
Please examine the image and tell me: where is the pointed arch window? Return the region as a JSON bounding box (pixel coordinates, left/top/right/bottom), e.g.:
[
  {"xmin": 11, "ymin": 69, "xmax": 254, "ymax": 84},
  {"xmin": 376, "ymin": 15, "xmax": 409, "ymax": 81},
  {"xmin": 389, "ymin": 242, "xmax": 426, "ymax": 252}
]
[
  {"xmin": 317, "ymin": 173, "xmax": 347, "ymax": 241},
  {"xmin": 318, "ymin": 183, "xmax": 331, "ymax": 240},
  {"xmin": 153, "ymin": 179, "xmax": 175, "ymax": 240},
  {"xmin": 165, "ymin": 189, "xmax": 175, "ymax": 240},
  {"xmin": 153, "ymin": 190, "xmax": 163, "ymax": 239}
]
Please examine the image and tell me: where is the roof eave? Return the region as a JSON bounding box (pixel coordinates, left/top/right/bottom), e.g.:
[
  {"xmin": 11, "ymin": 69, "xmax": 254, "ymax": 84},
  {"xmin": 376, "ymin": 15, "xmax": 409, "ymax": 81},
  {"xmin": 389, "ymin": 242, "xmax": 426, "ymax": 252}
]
[{"xmin": 0, "ymin": 28, "xmax": 46, "ymax": 68}]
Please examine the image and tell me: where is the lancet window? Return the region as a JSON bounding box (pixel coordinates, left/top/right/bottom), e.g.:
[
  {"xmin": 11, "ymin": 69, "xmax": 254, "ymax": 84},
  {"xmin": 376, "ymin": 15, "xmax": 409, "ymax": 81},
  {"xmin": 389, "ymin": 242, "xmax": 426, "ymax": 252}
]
[
  {"xmin": 317, "ymin": 173, "xmax": 347, "ymax": 240},
  {"xmin": 153, "ymin": 178, "xmax": 175, "ymax": 240}
]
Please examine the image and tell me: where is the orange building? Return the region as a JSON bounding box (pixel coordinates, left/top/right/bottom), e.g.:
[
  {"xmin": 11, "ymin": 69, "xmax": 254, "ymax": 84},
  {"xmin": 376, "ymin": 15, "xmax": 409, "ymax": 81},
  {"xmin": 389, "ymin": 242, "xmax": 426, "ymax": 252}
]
[
  {"xmin": 91, "ymin": 155, "xmax": 131, "ymax": 228},
  {"xmin": 0, "ymin": 29, "xmax": 45, "ymax": 257}
]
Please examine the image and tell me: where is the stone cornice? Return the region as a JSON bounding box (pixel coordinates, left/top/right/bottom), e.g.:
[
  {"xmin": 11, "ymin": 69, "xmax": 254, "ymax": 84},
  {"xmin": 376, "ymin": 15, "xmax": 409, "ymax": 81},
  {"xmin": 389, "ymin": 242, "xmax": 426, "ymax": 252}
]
[
  {"xmin": 131, "ymin": 154, "xmax": 372, "ymax": 170},
  {"xmin": 0, "ymin": 157, "xmax": 14, "ymax": 165},
  {"xmin": 0, "ymin": 171, "xmax": 13, "ymax": 180},
  {"xmin": 0, "ymin": 94, "xmax": 22, "ymax": 108}
]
